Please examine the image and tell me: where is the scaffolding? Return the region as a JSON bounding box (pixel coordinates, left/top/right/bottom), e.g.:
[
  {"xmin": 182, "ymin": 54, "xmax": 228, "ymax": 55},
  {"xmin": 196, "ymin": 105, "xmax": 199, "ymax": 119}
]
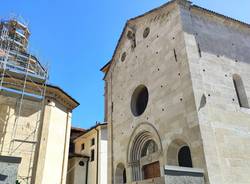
[{"xmin": 0, "ymin": 17, "xmax": 48, "ymax": 183}]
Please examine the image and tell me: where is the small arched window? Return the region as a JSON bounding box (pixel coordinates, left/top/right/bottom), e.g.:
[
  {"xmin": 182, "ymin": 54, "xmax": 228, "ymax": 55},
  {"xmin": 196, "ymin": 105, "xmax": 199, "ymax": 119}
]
[
  {"xmin": 233, "ymin": 74, "xmax": 249, "ymax": 108},
  {"xmin": 115, "ymin": 163, "xmax": 126, "ymax": 184},
  {"xmin": 178, "ymin": 146, "xmax": 193, "ymax": 168}
]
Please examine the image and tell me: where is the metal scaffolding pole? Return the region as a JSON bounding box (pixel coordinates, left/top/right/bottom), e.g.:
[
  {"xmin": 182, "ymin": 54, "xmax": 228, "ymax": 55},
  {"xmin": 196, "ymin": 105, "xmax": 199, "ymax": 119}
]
[{"xmin": 0, "ymin": 18, "xmax": 49, "ymax": 184}]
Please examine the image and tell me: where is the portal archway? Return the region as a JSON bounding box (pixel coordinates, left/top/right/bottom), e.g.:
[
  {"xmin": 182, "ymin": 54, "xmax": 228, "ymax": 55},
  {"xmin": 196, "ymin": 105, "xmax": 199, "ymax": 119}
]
[{"xmin": 127, "ymin": 123, "xmax": 162, "ymax": 181}]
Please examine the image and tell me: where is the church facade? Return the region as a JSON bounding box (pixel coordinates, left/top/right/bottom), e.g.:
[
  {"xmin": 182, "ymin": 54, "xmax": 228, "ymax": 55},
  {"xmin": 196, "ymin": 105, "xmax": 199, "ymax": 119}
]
[{"xmin": 101, "ymin": 0, "xmax": 250, "ymax": 183}]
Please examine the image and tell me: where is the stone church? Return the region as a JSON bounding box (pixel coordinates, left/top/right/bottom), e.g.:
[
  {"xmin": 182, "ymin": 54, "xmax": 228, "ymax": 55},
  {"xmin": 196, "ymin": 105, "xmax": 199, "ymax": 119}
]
[{"xmin": 101, "ymin": 0, "xmax": 250, "ymax": 183}]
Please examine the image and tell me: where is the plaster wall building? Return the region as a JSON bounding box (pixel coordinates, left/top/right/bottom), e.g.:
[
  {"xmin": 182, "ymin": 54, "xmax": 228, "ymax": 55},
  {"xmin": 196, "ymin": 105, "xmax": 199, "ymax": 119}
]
[
  {"xmin": 0, "ymin": 18, "xmax": 79, "ymax": 184},
  {"xmin": 67, "ymin": 123, "xmax": 108, "ymax": 184},
  {"xmin": 101, "ymin": 0, "xmax": 250, "ymax": 184},
  {"xmin": 0, "ymin": 83, "xmax": 79, "ymax": 184}
]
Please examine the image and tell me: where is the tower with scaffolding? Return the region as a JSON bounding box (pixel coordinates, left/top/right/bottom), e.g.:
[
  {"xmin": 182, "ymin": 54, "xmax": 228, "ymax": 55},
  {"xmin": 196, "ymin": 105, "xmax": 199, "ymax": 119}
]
[{"xmin": 0, "ymin": 17, "xmax": 48, "ymax": 183}]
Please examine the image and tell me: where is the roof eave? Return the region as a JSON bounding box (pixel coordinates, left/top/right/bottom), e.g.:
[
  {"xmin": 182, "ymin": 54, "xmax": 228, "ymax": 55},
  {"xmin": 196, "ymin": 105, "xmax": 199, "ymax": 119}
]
[
  {"xmin": 47, "ymin": 84, "xmax": 80, "ymax": 108},
  {"xmin": 74, "ymin": 122, "xmax": 108, "ymax": 142}
]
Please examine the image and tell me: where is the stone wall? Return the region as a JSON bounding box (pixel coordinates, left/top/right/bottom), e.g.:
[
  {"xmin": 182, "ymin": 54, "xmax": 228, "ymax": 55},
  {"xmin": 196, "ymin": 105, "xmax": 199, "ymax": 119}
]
[
  {"xmin": 105, "ymin": 1, "xmax": 250, "ymax": 183},
  {"xmin": 180, "ymin": 4, "xmax": 250, "ymax": 184},
  {"xmin": 106, "ymin": 2, "xmax": 206, "ymax": 183}
]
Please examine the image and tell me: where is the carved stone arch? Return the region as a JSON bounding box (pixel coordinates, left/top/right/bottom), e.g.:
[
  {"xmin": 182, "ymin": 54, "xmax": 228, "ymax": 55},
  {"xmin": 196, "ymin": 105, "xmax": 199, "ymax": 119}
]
[
  {"xmin": 127, "ymin": 122, "xmax": 163, "ymax": 163},
  {"xmin": 127, "ymin": 122, "xmax": 162, "ymax": 181}
]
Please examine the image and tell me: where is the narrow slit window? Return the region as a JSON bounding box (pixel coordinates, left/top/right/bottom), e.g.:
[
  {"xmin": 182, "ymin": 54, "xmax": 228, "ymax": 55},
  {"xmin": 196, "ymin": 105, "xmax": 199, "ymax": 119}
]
[
  {"xmin": 197, "ymin": 43, "xmax": 202, "ymax": 57},
  {"xmin": 233, "ymin": 74, "xmax": 249, "ymax": 108},
  {"xmin": 91, "ymin": 149, "xmax": 95, "ymax": 161},
  {"xmin": 91, "ymin": 138, "xmax": 95, "ymax": 146},
  {"xmin": 174, "ymin": 49, "xmax": 177, "ymax": 62},
  {"xmin": 81, "ymin": 143, "xmax": 85, "ymax": 150}
]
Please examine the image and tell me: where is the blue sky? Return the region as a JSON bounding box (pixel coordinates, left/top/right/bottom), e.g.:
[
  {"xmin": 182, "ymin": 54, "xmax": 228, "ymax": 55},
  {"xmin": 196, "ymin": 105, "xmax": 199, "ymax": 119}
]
[{"xmin": 1, "ymin": 0, "xmax": 249, "ymax": 128}]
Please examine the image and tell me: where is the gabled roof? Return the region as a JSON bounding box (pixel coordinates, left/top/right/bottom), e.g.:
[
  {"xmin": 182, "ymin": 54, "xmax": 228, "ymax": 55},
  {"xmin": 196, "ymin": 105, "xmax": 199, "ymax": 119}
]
[
  {"xmin": 100, "ymin": 0, "xmax": 250, "ymax": 78},
  {"xmin": 192, "ymin": 5, "xmax": 250, "ymax": 28},
  {"xmin": 100, "ymin": 0, "xmax": 181, "ymax": 77},
  {"xmin": 70, "ymin": 127, "xmax": 86, "ymax": 140},
  {"xmin": 74, "ymin": 122, "xmax": 107, "ymax": 142},
  {"xmin": 100, "ymin": 60, "xmax": 111, "ymax": 73},
  {"xmin": 71, "ymin": 127, "xmax": 86, "ymax": 132}
]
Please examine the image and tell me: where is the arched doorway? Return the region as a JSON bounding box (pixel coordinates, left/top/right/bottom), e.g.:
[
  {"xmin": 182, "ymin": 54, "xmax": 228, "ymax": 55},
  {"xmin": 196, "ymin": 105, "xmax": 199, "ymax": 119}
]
[
  {"xmin": 115, "ymin": 163, "xmax": 127, "ymax": 184},
  {"xmin": 141, "ymin": 140, "xmax": 160, "ymax": 180},
  {"xmin": 127, "ymin": 123, "xmax": 162, "ymax": 181}
]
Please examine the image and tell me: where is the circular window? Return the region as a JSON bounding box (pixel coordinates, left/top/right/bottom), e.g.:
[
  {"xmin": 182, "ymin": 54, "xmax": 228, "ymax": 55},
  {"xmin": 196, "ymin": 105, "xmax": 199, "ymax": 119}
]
[
  {"xmin": 79, "ymin": 161, "xmax": 85, "ymax": 166},
  {"xmin": 131, "ymin": 85, "xmax": 149, "ymax": 116},
  {"xmin": 143, "ymin": 27, "xmax": 150, "ymax": 38}
]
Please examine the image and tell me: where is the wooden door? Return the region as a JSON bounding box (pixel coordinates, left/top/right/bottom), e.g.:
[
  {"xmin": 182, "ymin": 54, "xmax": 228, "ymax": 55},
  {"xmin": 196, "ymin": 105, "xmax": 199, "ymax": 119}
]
[{"xmin": 143, "ymin": 161, "xmax": 160, "ymax": 180}]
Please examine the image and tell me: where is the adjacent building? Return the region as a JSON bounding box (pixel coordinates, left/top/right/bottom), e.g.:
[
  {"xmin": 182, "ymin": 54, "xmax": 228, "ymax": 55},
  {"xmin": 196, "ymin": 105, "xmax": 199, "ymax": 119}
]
[
  {"xmin": 0, "ymin": 18, "xmax": 79, "ymax": 184},
  {"xmin": 101, "ymin": 0, "xmax": 250, "ymax": 183},
  {"xmin": 67, "ymin": 123, "xmax": 108, "ymax": 184},
  {"xmin": 69, "ymin": 127, "xmax": 86, "ymax": 155}
]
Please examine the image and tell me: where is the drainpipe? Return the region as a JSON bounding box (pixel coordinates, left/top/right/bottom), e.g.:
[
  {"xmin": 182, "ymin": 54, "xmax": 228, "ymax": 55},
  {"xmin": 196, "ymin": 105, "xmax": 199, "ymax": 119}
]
[
  {"xmin": 85, "ymin": 157, "xmax": 89, "ymax": 184},
  {"xmin": 95, "ymin": 126, "xmax": 100, "ymax": 184}
]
